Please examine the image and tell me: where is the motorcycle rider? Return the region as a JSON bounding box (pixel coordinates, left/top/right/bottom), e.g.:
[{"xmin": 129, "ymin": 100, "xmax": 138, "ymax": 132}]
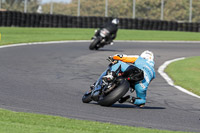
[
  {"xmin": 91, "ymin": 50, "xmax": 155, "ymax": 107},
  {"xmin": 93, "ymin": 18, "xmax": 119, "ymax": 45}
]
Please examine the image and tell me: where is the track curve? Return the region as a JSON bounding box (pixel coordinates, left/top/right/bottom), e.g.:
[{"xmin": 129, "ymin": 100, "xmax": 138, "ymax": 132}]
[{"xmin": 0, "ymin": 41, "xmax": 200, "ymax": 132}]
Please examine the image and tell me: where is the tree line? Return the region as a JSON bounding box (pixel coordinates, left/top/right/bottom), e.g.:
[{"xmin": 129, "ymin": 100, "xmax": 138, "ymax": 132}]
[
  {"xmin": 1, "ymin": 0, "xmax": 200, "ymax": 22},
  {"xmin": 1, "ymin": 0, "xmax": 39, "ymax": 12},
  {"xmin": 42, "ymin": 0, "xmax": 200, "ymax": 22}
]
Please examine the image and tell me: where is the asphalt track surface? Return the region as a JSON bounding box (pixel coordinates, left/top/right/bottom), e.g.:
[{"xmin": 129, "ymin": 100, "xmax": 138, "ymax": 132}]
[{"xmin": 0, "ymin": 41, "xmax": 200, "ymax": 132}]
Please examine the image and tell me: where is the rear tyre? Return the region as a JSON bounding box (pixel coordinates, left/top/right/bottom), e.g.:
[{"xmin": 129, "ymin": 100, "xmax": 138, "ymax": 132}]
[
  {"xmin": 82, "ymin": 92, "xmax": 92, "ymax": 103},
  {"xmin": 89, "ymin": 38, "xmax": 100, "ymax": 50},
  {"xmin": 98, "ymin": 78, "xmax": 130, "ymax": 106}
]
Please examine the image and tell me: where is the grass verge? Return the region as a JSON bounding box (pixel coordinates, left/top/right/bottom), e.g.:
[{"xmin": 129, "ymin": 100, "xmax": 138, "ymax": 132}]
[
  {"xmin": 0, "ymin": 109, "xmax": 195, "ymax": 133},
  {"xmin": 165, "ymin": 56, "xmax": 200, "ymax": 96},
  {"xmin": 1, "ymin": 27, "xmax": 200, "ymax": 45}
]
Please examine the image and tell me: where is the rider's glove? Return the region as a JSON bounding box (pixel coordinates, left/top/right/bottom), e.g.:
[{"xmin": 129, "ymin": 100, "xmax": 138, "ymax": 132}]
[
  {"xmin": 107, "ymin": 56, "xmax": 114, "ymax": 62},
  {"xmin": 107, "ymin": 56, "xmax": 118, "ymax": 65}
]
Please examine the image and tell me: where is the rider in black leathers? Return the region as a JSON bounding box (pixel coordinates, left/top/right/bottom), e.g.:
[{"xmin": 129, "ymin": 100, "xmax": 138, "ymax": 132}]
[{"xmin": 93, "ymin": 18, "xmax": 119, "ymax": 45}]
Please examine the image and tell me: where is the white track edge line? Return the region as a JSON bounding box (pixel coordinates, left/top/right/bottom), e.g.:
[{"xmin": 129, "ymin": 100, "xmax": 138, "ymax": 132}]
[
  {"xmin": 0, "ymin": 40, "xmax": 91, "ymax": 49},
  {"xmin": 158, "ymin": 57, "xmax": 200, "ymax": 99},
  {"xmin": 1, "ymin": 40, "xmax": 200, "ymax": 49},
  {"xmin": 116, "ymin": 40, "xmax": 200, "ymax": 43}
]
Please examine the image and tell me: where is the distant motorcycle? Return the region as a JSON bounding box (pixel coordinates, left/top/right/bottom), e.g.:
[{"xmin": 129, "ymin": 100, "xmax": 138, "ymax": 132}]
[
  {"xmin": 89, "ymin": 28, "xmax": 112, "ymax": 50},
  {"xmin": 82, "ymin": 60, "xmax": 130, "ymax": 106}
]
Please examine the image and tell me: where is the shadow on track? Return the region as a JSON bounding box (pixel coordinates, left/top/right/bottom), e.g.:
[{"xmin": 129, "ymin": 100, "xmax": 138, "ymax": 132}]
[
  {"xmin": 111, "ymin": 104, "xmax": 166, "ymax": 109},
  {"xmin": 87, "ymin": 103, "xmax": 166, "ymax": 109},
  {"xmin": 96, "ymin": 49, "xmax": 123, "ymax": 52}
]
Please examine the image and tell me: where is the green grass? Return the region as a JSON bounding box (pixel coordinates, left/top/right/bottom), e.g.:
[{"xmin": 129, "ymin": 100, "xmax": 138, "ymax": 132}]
[
  {"xmin": 0, "ymin": 27, "xmax": 199, "ymax": 133},
  {"xmin": 165, "ymin": 56, "xmax": 200, "ymax": 96},
  {"xmin": 117, "ymin": 30, "xmax": 200, "ymax": 41},
  {"xmin": 0, "ymin": 109, "xmax": 195, "ymax": 133},
  {"xmin": 0, "ymin": 27, "xmax": 93, "ymax": 45},
  {"xmin": 1, "ymin": 27, "xmax": 200, "ymax": 45}
]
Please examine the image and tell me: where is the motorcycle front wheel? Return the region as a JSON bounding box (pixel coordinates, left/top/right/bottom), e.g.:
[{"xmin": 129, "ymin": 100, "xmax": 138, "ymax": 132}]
[{"xmin": 82, "ymin": 92, "xmax": 92, "ymax": 103}]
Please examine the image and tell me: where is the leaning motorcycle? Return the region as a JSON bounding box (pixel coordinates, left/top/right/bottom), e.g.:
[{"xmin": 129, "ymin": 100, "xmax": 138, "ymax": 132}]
[
  {"xmin": 82, "ymin": 60, "xmax": 130, "ymax": 106},
  {"xmin": 89, "ymin": 28, "xmax": 111, "ymax": 50}
]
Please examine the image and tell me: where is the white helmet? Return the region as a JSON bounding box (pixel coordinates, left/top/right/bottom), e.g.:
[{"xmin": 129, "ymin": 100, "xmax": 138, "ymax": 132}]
[
  {"xmin": 140, "ymin": 50, "xmax": 154, "ymax": 62},
  {"xmin": 112, "ymin": 18, "xmax": 119, "ymax": 25}
]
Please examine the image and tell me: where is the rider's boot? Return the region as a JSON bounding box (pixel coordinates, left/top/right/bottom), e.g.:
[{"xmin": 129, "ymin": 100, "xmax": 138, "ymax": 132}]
[
  {"xmin": 138, "ymin": 104, "xmax": 145, "ymax": 108},
  {"xmin": 108, "ymin": 41, "xmax": 114, "ymax": 45},
  {"xmin": 118, "ymin": 95, "xmax": 132, "ymax": 103},
  {"xmin": 119, "ymin": 96, "xmax": 145, "ymax": 108},
  {"xmin": 129, "ymin": 97, "xmax": 145, "ymax": 108},
  {"xmin": 110, "ymin": 41, "xmax": 114, "ymax": 45},
  {"xmin": 106, "ymin": 40, "xmax": 114, "ymax": 45}
]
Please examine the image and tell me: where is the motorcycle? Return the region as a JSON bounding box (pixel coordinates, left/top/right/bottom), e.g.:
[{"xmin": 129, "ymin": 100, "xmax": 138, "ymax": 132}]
[
  {"xmin": 82, "ymin": 60, "xmax": 131, "ymax": 106},
  {"xmin": 89, "ymin": 28, "xmax": 112, "ymax": 50}
]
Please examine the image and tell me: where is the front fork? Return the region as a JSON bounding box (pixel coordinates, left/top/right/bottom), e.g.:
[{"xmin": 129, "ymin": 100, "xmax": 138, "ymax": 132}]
[{"xmin": 91, "ymin": 68, "xmax": 111, "ymax": 101}]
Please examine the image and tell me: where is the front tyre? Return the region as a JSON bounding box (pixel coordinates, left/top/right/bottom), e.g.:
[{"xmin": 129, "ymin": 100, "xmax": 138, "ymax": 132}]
[
  {"xmin": 98, "ymin": 79, "xmax": 130, "ymax": 106},
  {"xmin": 89, "ymin": 38, "xmax": 100, "ymax": 50},
  {"xmin": 82, "ymin": 92, "xmax": 92, "ymax": 103}
]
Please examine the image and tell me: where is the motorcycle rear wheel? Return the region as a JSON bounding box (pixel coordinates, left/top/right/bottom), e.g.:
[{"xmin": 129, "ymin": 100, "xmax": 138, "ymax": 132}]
[
  {"xmin": 98, "ymin": 78, "xmax": 130, "ymax": 106},
  {"xmin": 89, "ymin": 38, "xmax": 100, "ymax": 50}
]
